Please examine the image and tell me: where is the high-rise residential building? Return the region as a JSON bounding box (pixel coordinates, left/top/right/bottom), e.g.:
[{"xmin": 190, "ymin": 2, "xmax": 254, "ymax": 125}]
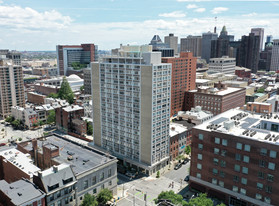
[
  {"xmin": 162, "ymin": 52, "xmax": 196, "ymax": 116},
  {"xmin": 83, "ymin": 67, "xmax": 92, "ymax": 94},
  {"xmin": 56, "ymin": 44, "xmax": 98, "ymax": 76},
  {"xmin": 251, "ymin": 28, "xmax": 264, "ymax": 52},
  {"xmin": 190, "ymin": 108, "xmax": 279, "ymax": 206},
  {"xmin": 0, "ymin": 50, "xmax": 21, "ymax": 65},
  {"xmin": 208, "ymin": 56, "xmax": 236, "ymax": 75},
  {"xmin": 270, "ymin": 39, "xmax": 279, "ymax": 71},
  {"xmin": 202, "ymin": 32, "xmax": 218, "ymax": 63},
  {"xmin": 238, "ymin": 33, "xmax": 260, "ymax": 74},
  {"xmin": 180, "ymin": 36, "xmax": 202, "ymax": 57},
  {"xmin": 258, "ymin": 42, "xmax": 273, "ymax": 71},
  {"xmin": 165, "ymin": 33, "xmax": 178, "ymax": 55},
  {"xmin": 0, "ymin": 55, "xmax": 25, "ymax": 118},
  {"xmin": 91, "ymin": 45, "xmax": 171, "ymax": 175}
]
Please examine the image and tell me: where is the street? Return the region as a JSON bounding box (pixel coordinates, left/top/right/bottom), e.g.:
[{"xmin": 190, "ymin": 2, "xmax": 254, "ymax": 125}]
[{"xmin": 116, "ymin": 162, "xmax": 190, "ymax": 206}]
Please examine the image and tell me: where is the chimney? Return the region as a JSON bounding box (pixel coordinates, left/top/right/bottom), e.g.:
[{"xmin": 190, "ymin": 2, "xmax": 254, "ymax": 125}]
[
  {"xmin": 32, "ymin": 139, "xmax": 38, "ymax": 151},
  {"xmin": 53, "ymin": 165, "xmax": 59, "ymax": 173},
  {"xmin": 38, "ymin": 171, "xmax": 42, "ymax": 178}
]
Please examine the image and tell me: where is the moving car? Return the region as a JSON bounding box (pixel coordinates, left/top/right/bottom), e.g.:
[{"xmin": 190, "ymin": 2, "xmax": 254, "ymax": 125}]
[
  {"xmin": 184, "ymin": 175, "xmax": 190, "ymax": 182},
  {"xmin": 174, "ymin": 163, "xmax": 182, "ymax": 170}
]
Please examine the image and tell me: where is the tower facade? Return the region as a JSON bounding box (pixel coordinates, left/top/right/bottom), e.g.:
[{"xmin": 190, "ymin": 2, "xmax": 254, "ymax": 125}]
[
  {"xmin": 165, "ymin": 33, "xmax": 178, "ymax": 55},
  {"xmin": 270, "ymin": 39, "xmax": 279, "ymax": 71},
  {"xmin": 92, "ymin": 45, "xmax": 171, "ymax": 174},
  {"xmin": 180, "ymin": 36, "xmax": 202, "ymax": 57},
  {"xmin": 251, "ymin": 28, "xmax": 264, "ymax": 52},
  {"xmin": 202, "ymin": 32, "xmax": 218, "ymax": 63},
  {"xmin": 0, "ymin": 55, "xmax": 25, "ymax": 118}
]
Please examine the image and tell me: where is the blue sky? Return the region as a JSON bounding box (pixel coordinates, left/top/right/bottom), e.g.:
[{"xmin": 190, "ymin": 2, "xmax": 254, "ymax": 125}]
[{"xmin": 1, "ymin": 0, "xmax": 279, "ymax": 51}]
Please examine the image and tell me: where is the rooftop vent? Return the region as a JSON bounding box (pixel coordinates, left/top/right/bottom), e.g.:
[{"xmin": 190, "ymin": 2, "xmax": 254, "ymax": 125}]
[{"xmin": 17, "ymin": 193, "xmax": 22, "ymax": 196}]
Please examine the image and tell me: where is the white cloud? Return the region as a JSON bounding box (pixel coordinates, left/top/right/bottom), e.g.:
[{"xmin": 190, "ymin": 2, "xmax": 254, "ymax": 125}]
[
  {"xmin": 211, "ymin": 7, "xmax": 228, "ymax": 14},
  {"xmin": 194, "ymin": 8, "xmax": 206, "ymax": 12},
  {"xmin": 186, "ymin": 4, "xmax": 198, "ymax": 9},
  {"xmin": 242, "ymin": 12, "xmax": 257, "ymax": 17},
  {"xmin": 0, "ymin": 5, "xmax": 72, "ymax": 30},
  {"xmin": 159, "ymin": 11, "xmax": 186, "ymax": 18}
]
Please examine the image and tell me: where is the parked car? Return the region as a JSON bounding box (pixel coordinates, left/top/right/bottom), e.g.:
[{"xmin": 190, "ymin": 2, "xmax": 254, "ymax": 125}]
[
  {"xmin": 0, "ymin": 143, "xmax": 6, "ymax": 147},
  {"xmin": 125, "ymin": 172, "xmax": 136, "ymax": 179},
  {"xmin": 184, "ymin": 175, "xmax": 190, "ymax": 182},
  {"xmin": 174, "ymin": 163, "xmax": 182, "ymax": 170},
  {"xmin": 182, "ymin": 158, "xmax": 189, "ymax": 164}
]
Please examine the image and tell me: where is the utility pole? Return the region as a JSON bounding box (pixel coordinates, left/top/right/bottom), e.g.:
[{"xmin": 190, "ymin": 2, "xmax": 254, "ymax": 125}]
[
  {"xmin": 133, "ymin": 188, "xmax": 135, "ymax": 206},
  {"xmin": 122, "ymin": 183, "xmax": 124, "ymax": 198},
  {"xmin": 144, "ymin": 193, "xmax": 147, "ymax": 206}
]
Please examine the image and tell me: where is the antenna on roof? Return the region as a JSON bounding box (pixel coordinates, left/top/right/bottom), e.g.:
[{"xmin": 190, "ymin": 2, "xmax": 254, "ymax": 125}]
[{"xmin": 214, "ymin": 17, "xmax": 217, "ymax": 33}]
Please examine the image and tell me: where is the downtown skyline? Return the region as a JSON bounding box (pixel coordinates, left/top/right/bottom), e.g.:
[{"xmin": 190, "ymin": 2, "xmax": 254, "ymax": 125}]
[{"xmin": 1, "ymin": 0, "xmax": 279, "ymax": 51}]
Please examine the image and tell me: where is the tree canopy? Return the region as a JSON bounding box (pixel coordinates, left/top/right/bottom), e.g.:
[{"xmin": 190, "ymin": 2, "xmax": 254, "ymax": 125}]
[
  {"xmin": 81, "ymin": 193, "xmax": 98, "ymax": 206},
  {"xmin": 47, "ymin": 110, "xmax": 56, "ymax": 124},
  {"xmin": 185, "ymin": 145, "xmax": 191, "ymax": 155},
  {"xmin": 58, "ymin": 76, "xmax": 75, "ymax": 104},
  {"xmin": 155, "ymin": 190, "xmax": 186, "ymax": 205},
  {"xmin": 96, "ymin": 188, "xmax": 113, "ymax": 205},
  {"xmin": 186, "ymin": 193, "xmax": 213, "ymax": 206}
]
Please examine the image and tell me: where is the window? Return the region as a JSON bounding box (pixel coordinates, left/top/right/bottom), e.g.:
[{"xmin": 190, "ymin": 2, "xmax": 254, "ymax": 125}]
[
  {"xmin": 83, "ymin": 180, "xmax": 89, "ymax": 189},
  {"xmin": 259, "ymin": 160, "xmax": 266, "ymax": 167},
  {"xmin": 108, "ymin": 169, "xmax": 112, "ymax": 177},
  {"xmin": 220, "ymin": 160, "xmax": 226, "ymax": 167},
  {"xmin": 267, "ymin": 174, "xmax": 274, "ymax": 182},
  {"xmin": 266, "ymin": 185, "xmax": 272, "ymax": 193},
  {"xmin": 108, "ymin": 180, "xmax": 112, "ymax": 186},
  {"xmin": 101, "ymin": 184, "xmax": 105, "ymax": 189},
  {"xmin": 235, "ymin": 154, "xmax": 241, "ymax": 161},
  {"xmin": 93, "ymin": 188, "xmax": 97, "ymax": 194},
  {"xmin": 92, "ymin": 176, "xmax": 96, "ymax": 185},
  {"xmin": 243, "ymin": 155, "xmax": 249, "ymax": 163},
  {"xmin": 232, "ymin": 186, "xmax": 238, "ymax": 192},
  {"xmin": 264, "ymin": 197, "xmax": 271, "ymax": 204},
  {"xmin": 270, "ymin": 150, "xmax": 277, "ymax": 158},
  {"xmin": 49, "ymin": 194, "xmax": 54, "ymax": 201},
  {"xmin": 242, "ymin": 167, "xmax": 248, "ymax": 174},
  {"xmin": 222, "ymin": 139, "xmax": 228, "ymax": 146},
  {"xmin": 241, "ymin": 178, "xmax": 247, "ymax": 185},
  {"xmin": 221, "ymin": 150, "xmax": 227, "ymax": 157},
  {"xmin": 255, "ymin": 193, "xmax": 262, "ymax": 200},
  {"xmin": 196, "ymin": 173, "xmax": 201, "ymax": 179},
  {"xmin": 219, "ymin": 171, "xmax": 225, "ymax": 178},
  {"xmin": 233, "ymin": 175, "xmax": 239, "ymax": 182},
  {"xmin": 100, "ymin": 172, "xmax": 105, "ymax": 181},
  {"xmin": 219, "ymin": 181, "xmax": 224, "ymax": 187},
  {"xmin": 236, "ymin": 143, "xmax": 242, "ymax": 150},
  {"xmin": 212, "ymin": 178, "xmax": 217, "ymax": 185},
  {"xmin": 260, "ymin": 148, "xmax": 267, "ymax": 156},
  {"xmin": 37, "ymin": 200, "xmax": 42, "ymax": 206},
  {"xmin": 198, "ymin": 134, "xmax": 204, "ymax": 140},
  {"xmin": 197, "ymin": 163, "xmax": 202, "ymax": 170},
  {"xmin": 215, "ymin": 137, "xmax": 220, "ymax": 144},
  {"xmin": 198, "ymin": 154, "xmax": 202, "ymax": 160},
  {"xmin": 257, "ymin": 182, "xmax": 263, "ymax": 190},
  {"xmin": 240, "ymin": 188, "xmax": 246, "ymax": 195},
  {"xmin": 214, "ymin": 148, "xmax": 220, "ymax": 155},
  {"xmin": 198, "ymin": 144, "xmax": 203, "ymax": 150},
  {"xmin": 213, "ymin": 168, "xmax": 218, "ymax": 175},
  {"xmin": 234, "ymin": 165, "xmax": 240, "ymax": 172},
  {"xmin": 57, "ymin": 190, "xmax": 61, "ymax": 198},
  {"xmin": 244, "ymin": 144, "xmax": 250, "ymax": 152},
  {"xmin": 258, "ymin": 171, "xmax": 264, "ymax": 179},
  {"xmin": 268, "ymin": 162, "xmax": 275, "ymax": 170},
  {"xmin": 57, "ymin": 200, "xmax": 61, "ymax": 206},
  {"xmin": 213, "ymin": 158, "xmax": 219, "ymax": 165}
]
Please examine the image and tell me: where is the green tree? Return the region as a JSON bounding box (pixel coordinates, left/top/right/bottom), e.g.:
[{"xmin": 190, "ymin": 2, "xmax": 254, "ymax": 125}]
[
  {"xmin": 185, "ymin": 145, "xmax": 191, "ymax": 155},
  {"xmin": 155, "ymin": 191, "xmax": 186, "ymax": 205},
  {"xmin": 156, "ymin": 171, "xmax": 160, "ymax": 178},
  {"xmin": 47, "ymin": 92, "xmax": 59, "ymax": 98},
  {"xmin": 217, "ymin": 203, "xmax": 226, "ymax": 206},
  {"xmin": 80, "ymin": 85, "xmax": 84, "ymax": 92},
  {"xmin": 81, "ymin": 193, "xmax": 98, "ymax": 206},
  {"xmin": 11, "ymin": 119, "xmax": 21, "ymax": 129},
  {"xmin": 47, "ymin": 110, "xmax": 56, "ymax": 124},
  {"xmin": 39, "ymin": 120, "xmax": 44, "ymax": 126},
  {"xmin": 58, "ymin": 77, "xmax": 74, "ymax": 104},
  {"xmin": 256, "ymin": 88, "xmax": 265, "ymax": 93},
  {"xmin": 86, "ymin": 120, "xmax": 93, "ymax": 135},
  {"xmin": 96, "ymin": 188, "xmax": 113, "ymax": 205},
  {"xmin": 186, "ymin": 193, "xmax": 213, "ymax": 206},
  {"xmin": 5, "ymin": 116, "xmax": 14, "ymax": 123}
]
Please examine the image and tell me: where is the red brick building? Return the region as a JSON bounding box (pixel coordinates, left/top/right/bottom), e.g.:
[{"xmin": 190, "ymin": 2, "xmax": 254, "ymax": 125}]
[
  {"xmin": 235, "ymin": 67, "xmax": 251, "ymax": 78},
  {"xmin": 162, "ymin": 52, "xmax": 196, "ymax": 116},
  {"xmin": 190, "ymin": 109, "xmax": 279, "ymax": 206},
  {"xmin": 245, "ymin": 102, "xmax": 272, "ymax": 114},
  {"xmin": 184, "ymin": 83, "xmax": 246, "ymax": 116}
]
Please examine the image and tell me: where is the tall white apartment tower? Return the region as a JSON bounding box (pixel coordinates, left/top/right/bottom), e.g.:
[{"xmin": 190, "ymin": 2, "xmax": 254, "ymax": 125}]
[
  {"xmin": 165, "ymin": 33, "xmax": 178, "ymax": 55},
  {"xmin": 270, "ymin": 39, "xmax": 279, "ymax": 71},
  {"xmin": 92, "ymin": 45, "xmax": 171, "ymax": 175}
]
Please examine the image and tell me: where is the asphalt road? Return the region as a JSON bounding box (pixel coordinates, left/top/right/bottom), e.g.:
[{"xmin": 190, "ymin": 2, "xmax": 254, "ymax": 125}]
[{"xmin": 116, "ymin": 163, "xmax": 190, "ymax": 206}]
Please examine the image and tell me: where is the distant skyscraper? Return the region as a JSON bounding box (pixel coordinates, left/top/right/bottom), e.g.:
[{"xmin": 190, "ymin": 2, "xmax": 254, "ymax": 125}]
[
  {"xmin": 270, "ymin": 39, "xmax": 279, "ymax": 71},
  {"xmin": 180, "ymin": 35, "xmax": 202, "ymax": 57},
  {"xmin": 91, "ymin": 45, "xmax": 171, "ymax": 175},
  {"xmin": 0, "ymin": 53, "xmax": 25, "ymax": 118},
  {"xmin": 258, "ymin": 41, "xmax": 273, "ymax": 71},
  {"xmin": 266, "ymin": 35, "xmax": 273, "ymax": 44},
  {"xmin": 165, "ymin": 33, "xmax": 178, "ymax": 54},
  {"xmin": 238, "ymin": 33, "xmax": 260, "ymax": 73},
  {"xmin": 251, "ymin": 28, "xmax": 264, "ymax": 52},
  {"xmin": 57, "ymin": 44, "xmax": 98, "ymax": 76},
  {"xmin": 149, "ymin": 35, "xmax": 174, "ymax": 57},
  {"xmin": 202, "ymin": 32, "xmax": 218, "ymax": 62},
  {"xmin": 219, "ymin": 26, "xmax": 234, "ymax": 41},
  {"xmin": 162, "ymin": 52, "xmax": 197, "ymax": 116}
]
